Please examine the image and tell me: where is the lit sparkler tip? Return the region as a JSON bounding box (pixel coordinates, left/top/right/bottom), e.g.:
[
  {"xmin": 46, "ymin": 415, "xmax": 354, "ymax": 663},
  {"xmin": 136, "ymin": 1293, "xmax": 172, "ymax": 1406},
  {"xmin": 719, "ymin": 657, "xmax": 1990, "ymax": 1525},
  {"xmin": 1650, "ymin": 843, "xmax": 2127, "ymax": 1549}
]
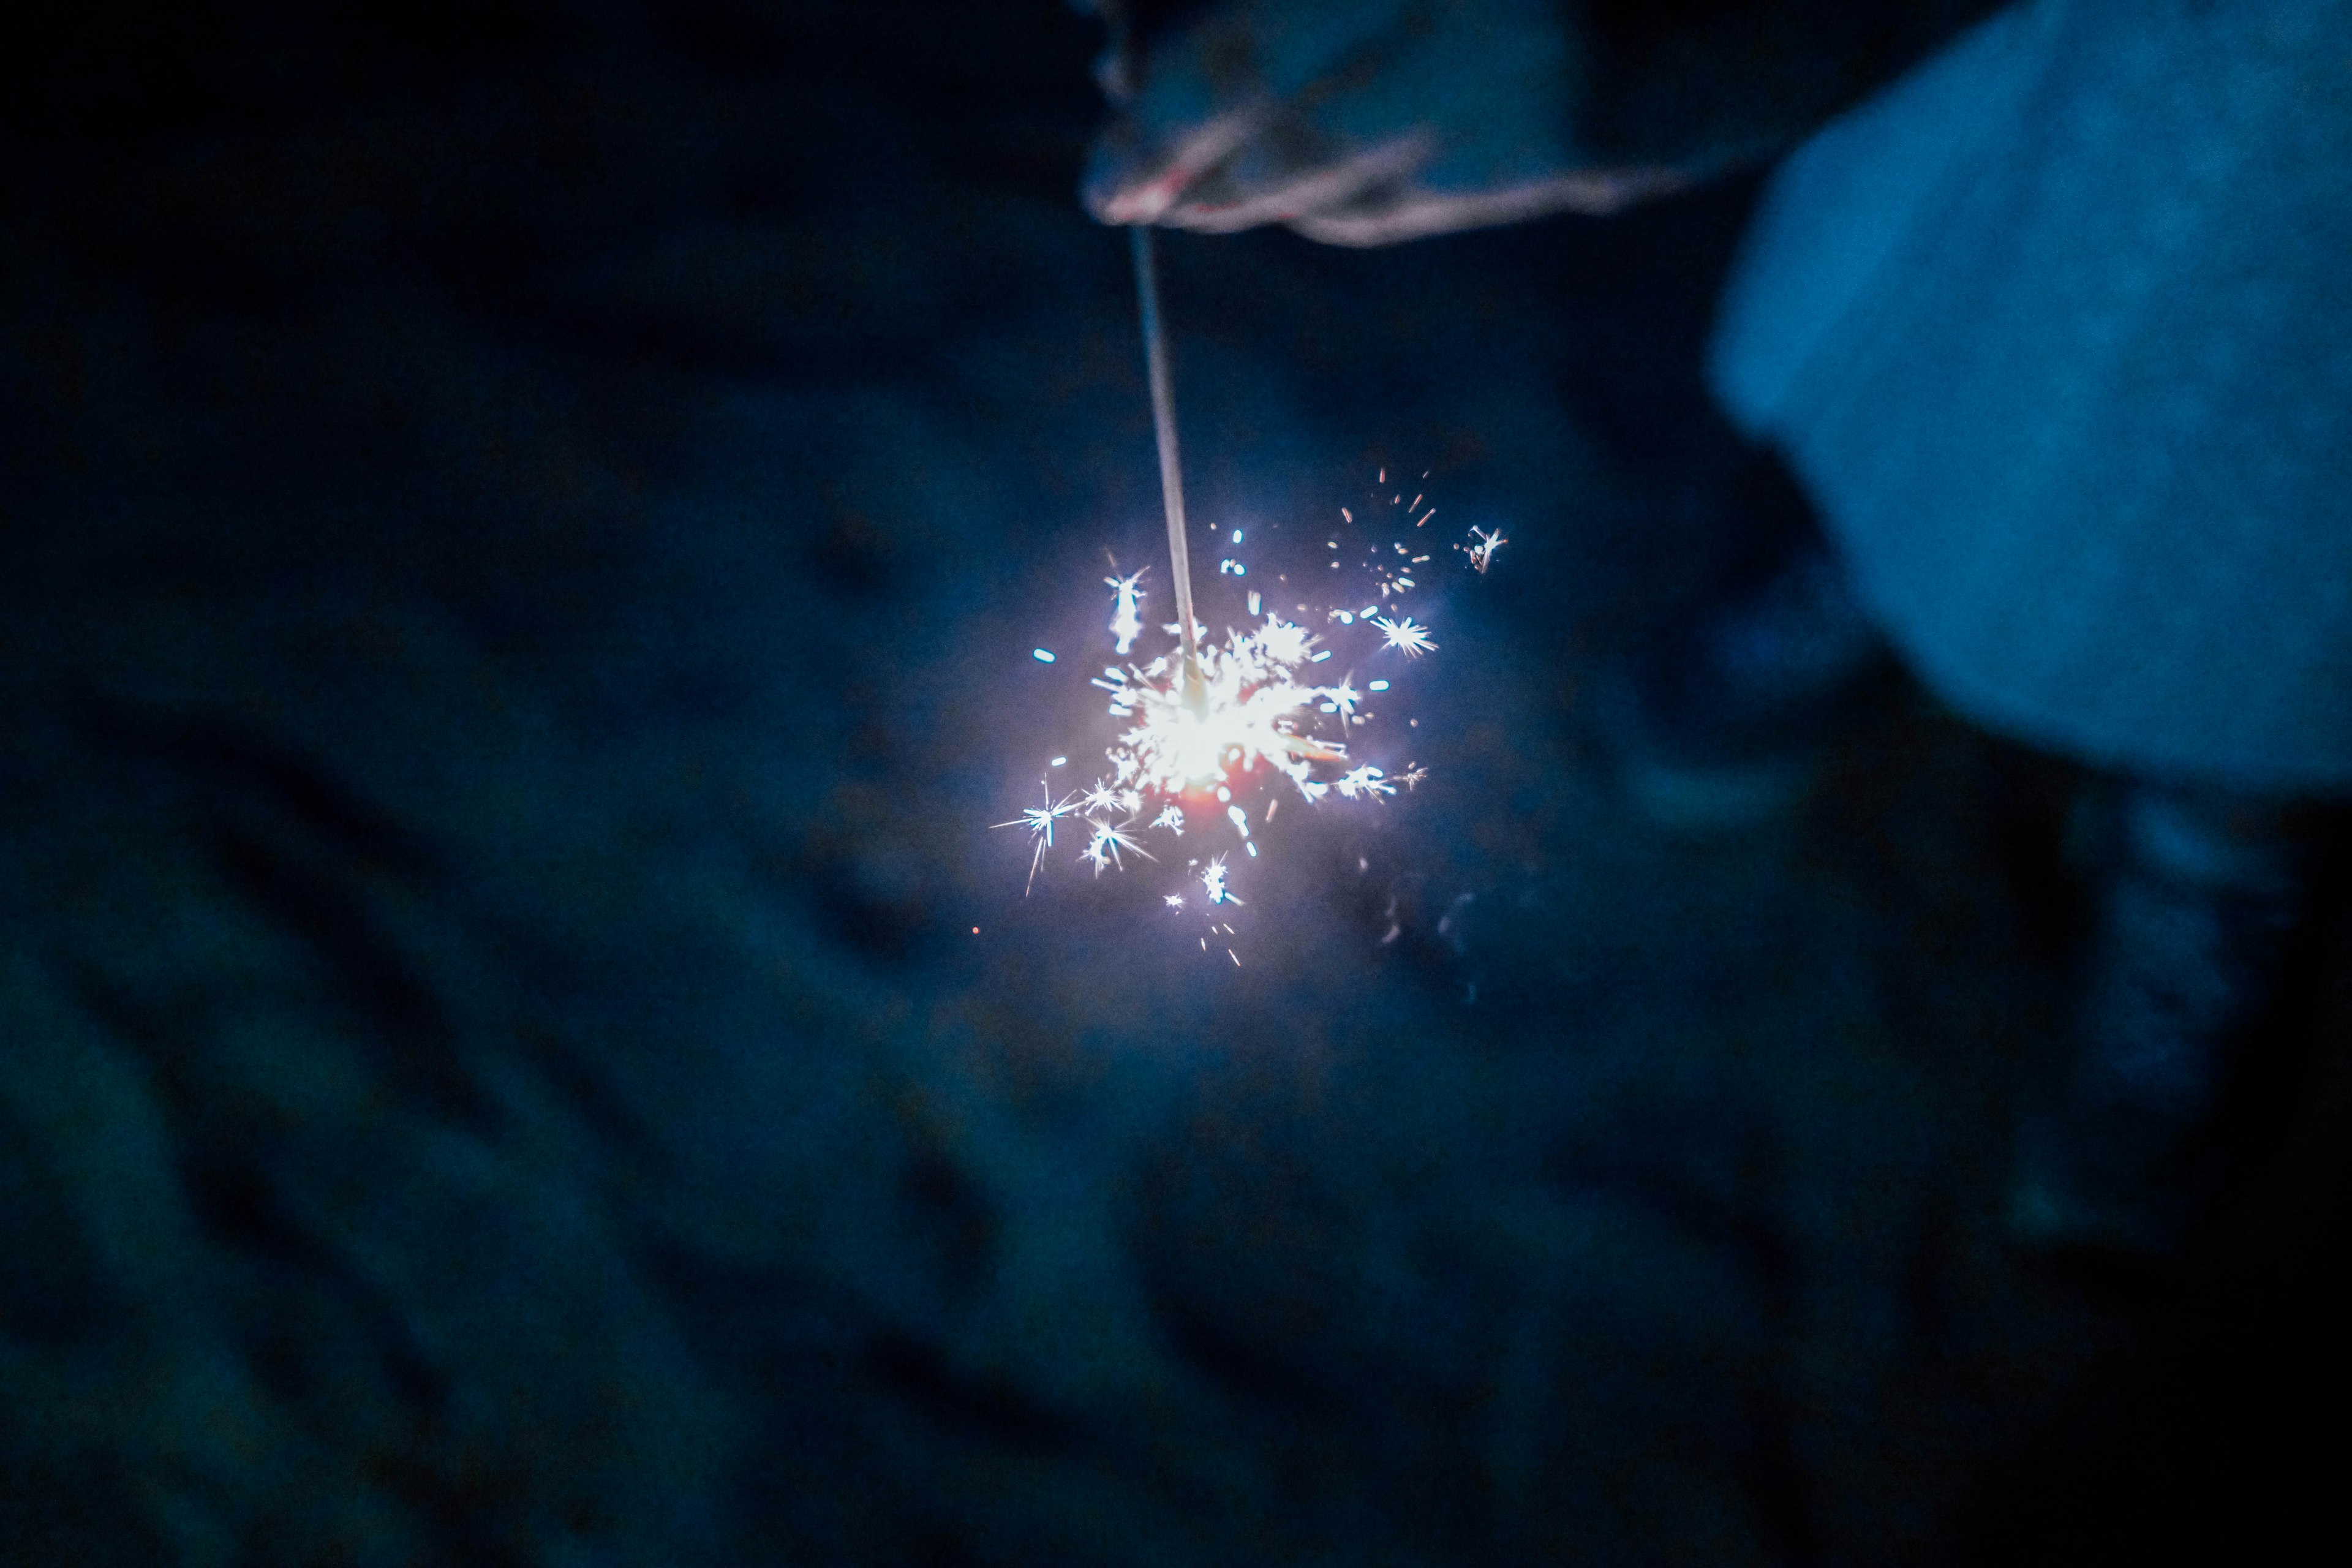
[
  {"xmin": 1371, "ymin": 614, "xmax": 1437, "ymax": 658},
  {"xmin": 1001, "ymin": 471, "xmax": 1468, "ymax": 907}
]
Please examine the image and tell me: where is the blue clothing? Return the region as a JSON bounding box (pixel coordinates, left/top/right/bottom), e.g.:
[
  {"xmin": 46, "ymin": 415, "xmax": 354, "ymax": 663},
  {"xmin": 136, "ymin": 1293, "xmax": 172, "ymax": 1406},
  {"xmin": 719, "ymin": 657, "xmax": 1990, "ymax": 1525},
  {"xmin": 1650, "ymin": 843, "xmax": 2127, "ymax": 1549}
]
[{"xmin": 1709, "ymin": 0, "xmax": 2352, "ymax": 791}]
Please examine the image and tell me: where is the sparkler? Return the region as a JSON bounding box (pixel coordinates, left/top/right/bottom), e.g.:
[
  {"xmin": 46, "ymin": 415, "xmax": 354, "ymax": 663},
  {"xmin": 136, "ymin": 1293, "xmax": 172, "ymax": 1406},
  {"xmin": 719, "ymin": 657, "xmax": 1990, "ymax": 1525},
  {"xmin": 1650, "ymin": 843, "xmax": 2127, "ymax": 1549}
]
[
  {"xmin": 1133, "ymin": 226, "xmax": 1204, "ymax": 698},
  {"xmin": 993, "ymin": 7, "xmax": 1506, "ymax": 941},
  {"xmin": 997, "ymin": 478, "xmax": 1491, "ymax": 931},
  {"xmin": 990, "ymin": 282, "xmax": 1513, "ymax": 938}
]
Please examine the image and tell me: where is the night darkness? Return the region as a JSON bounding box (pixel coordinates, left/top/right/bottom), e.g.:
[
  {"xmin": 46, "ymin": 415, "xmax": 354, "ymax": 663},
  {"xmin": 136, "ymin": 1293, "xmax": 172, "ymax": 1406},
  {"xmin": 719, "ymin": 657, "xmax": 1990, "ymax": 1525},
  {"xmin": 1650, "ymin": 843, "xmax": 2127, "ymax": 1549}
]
[{"xmin": 4, "ymin": 2, "xmax": 2350, "ymax": 1564}]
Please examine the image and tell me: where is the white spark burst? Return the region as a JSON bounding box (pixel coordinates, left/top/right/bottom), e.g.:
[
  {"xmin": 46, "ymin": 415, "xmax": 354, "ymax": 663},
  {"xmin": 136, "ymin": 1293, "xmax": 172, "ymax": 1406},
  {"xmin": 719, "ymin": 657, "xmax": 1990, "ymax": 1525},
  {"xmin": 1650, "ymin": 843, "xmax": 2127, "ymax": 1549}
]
[
  {"xmin": 1463, "ymin": 526, "xmax": 1507, "ymax": 574},
  {"xmin": 1090, "ymin": 614, "xmax": 1354, "ymax": 810},
  {"xmin": 1080, "ymin": 777, "xmax": 1131, "ymax": 815},
  {"xmin": 1371, "ymin": 614, "xmax": 1436, "ymax": 658},
  {"xmin": 1080, "ymin": 816, "xmax": 1152, "ymax": 875},
  {"xmin": 992, "ymin": 780, "xmax": 1079, "ymax": 895},
  {"xmin": 1107, "ymin": 569, "xmax": 1147, "ymax": 655},
  {"xmin": 1000, "ymin": 471, "xmax": 1493, "ymax": 935}
]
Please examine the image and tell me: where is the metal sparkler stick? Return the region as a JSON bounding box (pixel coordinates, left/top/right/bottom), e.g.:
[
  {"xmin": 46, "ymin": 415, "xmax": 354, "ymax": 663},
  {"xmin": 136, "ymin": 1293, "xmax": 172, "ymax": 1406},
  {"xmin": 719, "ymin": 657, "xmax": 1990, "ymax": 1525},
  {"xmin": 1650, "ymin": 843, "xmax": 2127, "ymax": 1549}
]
[
  {"xmin": 1130, "ymin": 224, "xmax": 1204, "ymax": 698},
  {"xmin": 1100, "ymin": 0, "xmax": 1205, "ymax": 703}
]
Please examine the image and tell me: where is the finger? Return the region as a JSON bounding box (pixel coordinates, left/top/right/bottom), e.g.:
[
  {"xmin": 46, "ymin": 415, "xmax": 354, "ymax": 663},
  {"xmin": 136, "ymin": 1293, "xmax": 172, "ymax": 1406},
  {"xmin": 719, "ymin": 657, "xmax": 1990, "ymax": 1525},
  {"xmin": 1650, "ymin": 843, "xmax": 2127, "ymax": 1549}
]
[
  {"xmin": 1287, "ymin": 166, "xmax": 1686, "ymax": 246},
  {"xmin": 1153, "ymin": 129, "xmax": 1433, "ymax": 233},
  {"xmin": 1087, "ymin": 0, "xmax": 1420, "ymax": 228},
  {"xmin": 1084, "ymin": 103, "xmax": 1270, "ymax": 225}
]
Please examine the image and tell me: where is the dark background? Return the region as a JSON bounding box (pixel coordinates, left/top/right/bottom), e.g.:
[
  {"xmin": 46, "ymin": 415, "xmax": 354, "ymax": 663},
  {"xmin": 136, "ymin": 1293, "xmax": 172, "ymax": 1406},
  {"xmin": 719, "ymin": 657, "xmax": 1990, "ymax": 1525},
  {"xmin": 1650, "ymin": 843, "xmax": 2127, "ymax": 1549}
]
[{"xmin": 3, "ymin": 3, "xmax": 2347, "ymax": 1563}]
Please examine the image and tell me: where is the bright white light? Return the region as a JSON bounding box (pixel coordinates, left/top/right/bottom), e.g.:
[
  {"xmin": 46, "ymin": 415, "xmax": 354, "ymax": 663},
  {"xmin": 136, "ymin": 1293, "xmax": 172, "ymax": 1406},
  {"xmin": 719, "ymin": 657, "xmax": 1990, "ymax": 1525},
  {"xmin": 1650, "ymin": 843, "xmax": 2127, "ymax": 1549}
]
[
  {"xmin": 1371, "ymin": 615, "xmax": 1436, "ymax": 658},
  {"xmin": 1106, "ymin": 570, "xmax": 1147, "ymax": 654}
]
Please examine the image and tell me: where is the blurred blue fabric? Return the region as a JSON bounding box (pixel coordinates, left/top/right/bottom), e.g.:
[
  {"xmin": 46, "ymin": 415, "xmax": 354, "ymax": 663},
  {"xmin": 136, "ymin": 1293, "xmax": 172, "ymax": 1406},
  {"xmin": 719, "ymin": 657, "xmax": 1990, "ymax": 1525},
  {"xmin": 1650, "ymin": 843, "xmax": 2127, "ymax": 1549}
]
[{"xmin": 1711, "ymin": 0, "xmax": 2352, "ymax": 791}]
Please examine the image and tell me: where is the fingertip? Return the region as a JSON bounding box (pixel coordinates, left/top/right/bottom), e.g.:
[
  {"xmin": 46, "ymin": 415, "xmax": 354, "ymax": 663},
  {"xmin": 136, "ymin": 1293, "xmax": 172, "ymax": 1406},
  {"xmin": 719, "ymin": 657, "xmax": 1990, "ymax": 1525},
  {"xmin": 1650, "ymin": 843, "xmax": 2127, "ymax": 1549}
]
[
  {"xmin": 1082, "ymin": 132, "xmax": 1180, "ymax": 226},
  {"xmin": 1079, "ymin": 146, "xmax": 1140, "ymax": 225}
]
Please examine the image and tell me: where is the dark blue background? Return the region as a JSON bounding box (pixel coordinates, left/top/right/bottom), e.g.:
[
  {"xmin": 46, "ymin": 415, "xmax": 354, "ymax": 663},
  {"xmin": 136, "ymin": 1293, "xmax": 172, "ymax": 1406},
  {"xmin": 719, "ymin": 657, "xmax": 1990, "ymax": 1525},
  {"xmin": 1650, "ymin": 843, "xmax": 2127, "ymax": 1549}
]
[{"xmin": 2, "ymin": 4, "xmax": 2345, "ymax": 1562}]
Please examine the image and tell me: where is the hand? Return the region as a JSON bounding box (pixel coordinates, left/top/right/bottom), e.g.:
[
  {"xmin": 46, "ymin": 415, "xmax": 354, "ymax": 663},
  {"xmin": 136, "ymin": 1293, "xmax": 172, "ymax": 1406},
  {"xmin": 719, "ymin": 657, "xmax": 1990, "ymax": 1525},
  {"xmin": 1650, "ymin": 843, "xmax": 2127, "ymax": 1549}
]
[{"xmin": 1083, "ymin": 0, "xmax": 1683, "ymax": 246}]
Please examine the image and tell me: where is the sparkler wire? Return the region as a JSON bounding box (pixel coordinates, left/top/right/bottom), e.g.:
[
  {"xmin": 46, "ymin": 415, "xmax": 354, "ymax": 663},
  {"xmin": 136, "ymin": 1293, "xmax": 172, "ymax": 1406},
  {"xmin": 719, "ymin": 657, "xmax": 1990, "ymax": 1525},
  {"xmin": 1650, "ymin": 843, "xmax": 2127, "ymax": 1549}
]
[{"xmin": 1130, "ymin": 225, "xmax": 1204, "ymax": 696}]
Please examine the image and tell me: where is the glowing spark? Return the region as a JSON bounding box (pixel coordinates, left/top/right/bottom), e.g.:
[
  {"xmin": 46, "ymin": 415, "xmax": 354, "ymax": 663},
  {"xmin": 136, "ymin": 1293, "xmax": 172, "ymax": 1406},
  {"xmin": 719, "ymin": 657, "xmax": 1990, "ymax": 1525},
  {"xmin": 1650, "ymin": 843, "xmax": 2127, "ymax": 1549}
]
[
  {"xmin": 1200, "ymin": 855, "xmax": 1242, "ymax": 905},
  {"xmin": 1152, "ymin": 803, "xmax": 1186, "ymax": 834},
  {"xmin": 1164, "ymin": 894, "xmax": 1185, "ymax": 908},
  {"xmin": 1464, "ymin": 526, "xmax": 1507, "ymax": 574},
  {"xmin": 992, "ymin": 780, "xmax": 1079, "ymax": 894},
  {"xmin": 1080, "ymin": 816, "xmax": 1152, "ymax": 875},
  {"xmin": 1107, "ymin": 569, "xmax": 1147, "ymax": 654},
  {"xmin": 1256, "ymin": 615, "xmax": 1312, "ymax": 663},
  {"xmin": 1335, "ymin": 765, "xmax": 1395, "ymax": 799},
  {"xmin": 1033, "ymin": 648, "xmax": 1057, "ymax": 663},
  {"xmin": 1371, "ymin": 615, "xmax": 1436, "ymax": 657}
]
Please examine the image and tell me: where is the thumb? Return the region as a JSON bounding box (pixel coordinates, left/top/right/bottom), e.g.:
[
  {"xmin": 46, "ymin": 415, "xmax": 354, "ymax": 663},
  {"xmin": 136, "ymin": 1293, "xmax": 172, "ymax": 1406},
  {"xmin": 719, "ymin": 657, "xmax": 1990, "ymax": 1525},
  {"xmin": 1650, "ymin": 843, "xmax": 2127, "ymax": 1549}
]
[{"xmin": 1083, "ymin": 102, "xmax": 1270, "ymax": 225}]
